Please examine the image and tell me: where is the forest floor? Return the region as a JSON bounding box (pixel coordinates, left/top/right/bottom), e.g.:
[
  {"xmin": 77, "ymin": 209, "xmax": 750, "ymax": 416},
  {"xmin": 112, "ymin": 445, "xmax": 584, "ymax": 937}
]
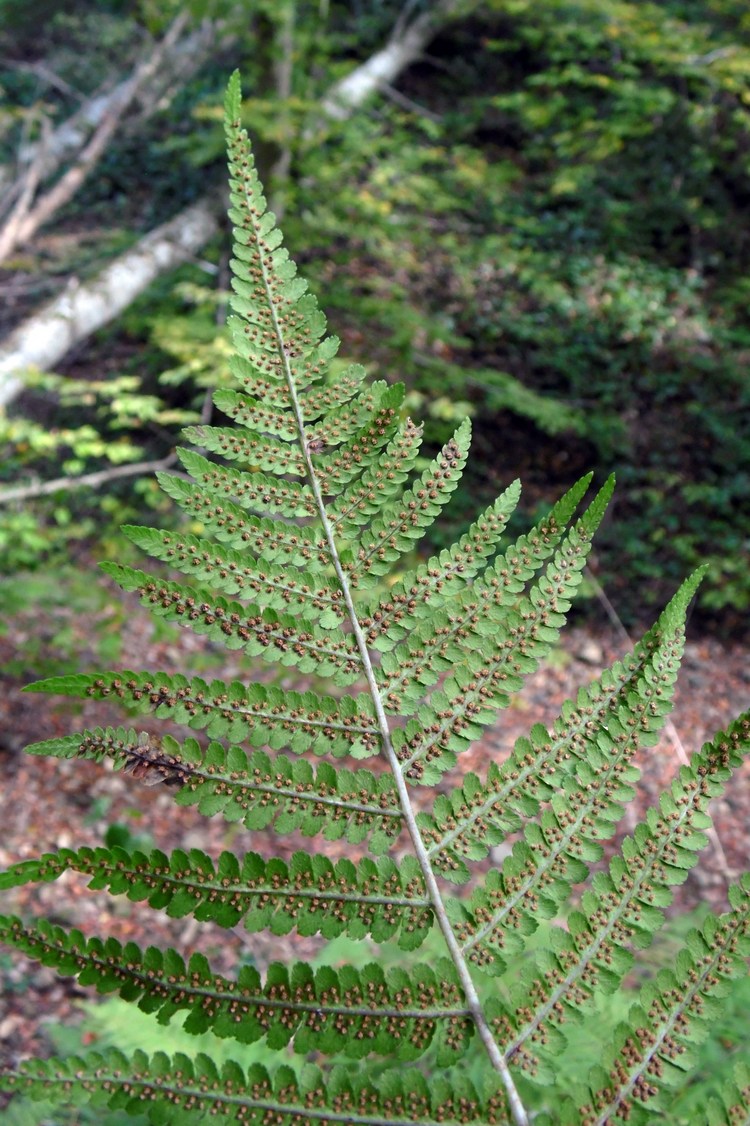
[{"xmin": 0, "ymin": 576, "xmax": 748, "ymax": 1082}]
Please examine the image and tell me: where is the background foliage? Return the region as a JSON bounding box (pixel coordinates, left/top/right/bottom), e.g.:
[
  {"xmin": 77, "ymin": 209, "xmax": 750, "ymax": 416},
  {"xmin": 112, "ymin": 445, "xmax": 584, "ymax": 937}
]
[{"xmin": 1, "ymin": 0, "xmax": 749, "ymax": 630}]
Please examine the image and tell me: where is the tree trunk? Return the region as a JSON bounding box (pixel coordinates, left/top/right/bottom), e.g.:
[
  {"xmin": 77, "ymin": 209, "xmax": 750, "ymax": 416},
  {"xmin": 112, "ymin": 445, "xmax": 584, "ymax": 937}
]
[
  {"xmin": 0, "ymin": 198, "xmax": 220, "ymax": 409},
  {"xmin": 317, "ymin": 0, "xmax": 468, "ymax": 122}
]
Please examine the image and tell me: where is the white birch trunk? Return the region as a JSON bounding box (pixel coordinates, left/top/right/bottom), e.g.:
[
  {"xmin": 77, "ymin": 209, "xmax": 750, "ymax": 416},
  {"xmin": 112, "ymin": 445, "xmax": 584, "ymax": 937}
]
[
  {"xmin": 317, "ymin": 1, "xmax": 468, "ymax": 122},
  {"xmin": 0, "ymin": 199, "xmax": 219, "ymax": 408}
]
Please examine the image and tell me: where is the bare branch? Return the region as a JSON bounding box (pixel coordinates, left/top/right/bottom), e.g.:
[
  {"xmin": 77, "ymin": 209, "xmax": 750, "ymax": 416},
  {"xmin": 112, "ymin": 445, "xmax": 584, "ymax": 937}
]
[
  {"xmin": 0, "ymin": 453, "xmax": 178, "ymax": 505},
  {"xmin": 0, "ymin": 59, "xmax": 84, "ymax": 100},
  {"xmin": 316, "ymin": 0, "xmax": 474, "ymax": 124},
  {"xmin": 378, "ymin": 81, "xmax": 442, "ymax": 122},
  {"xmin": 0, "ymin": 118, "xmax": 50, "ymax": 239},
  {"xmin": 0, "ymin": 17, "xmax": 220, "ymax": 204},
  {"xmin": 0, "ymin": 2, "xmax": 476, "ymax": 411}
]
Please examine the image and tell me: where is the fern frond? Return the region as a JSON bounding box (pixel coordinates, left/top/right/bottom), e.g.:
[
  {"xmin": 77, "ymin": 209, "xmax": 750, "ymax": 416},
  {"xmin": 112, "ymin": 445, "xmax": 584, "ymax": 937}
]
[
  {"xmin": 450, "ymin": 605, "xmax": 686, "ymax": 959},
  {"xmin": 25, "ymin": 672, "xmax": 379, "ymax": 753},
  {"xmin": 389, "ymin": 479, "xmax": 614, "ymax": 784},
  {"xmin": 25, "ymin": 728, "xmax": 401, "ymax": 849},
  {"xmin": 226, "ymin": 354, "xmax": 364, "ymax": 415},
  {"xmin": 0, "ymin": 846, "xmax": 433, "ymax": 947},
  {"xmin": 120, "ymin": 526, "xmax": 344, "ymax": 623},
  {"xmin": 329, "ymin": 417, "xmax": 425, "ymax": 535},
  {"xmin": 180, "ymin": 422, "xmax": 310, "ymax": 475},
  {"xmin": 99, "ymin": 563, "xmax": 363, "ymax": 681},
  {"xmin": 5, "ymin": 70, "xmax": 747, "ymax": 1126},
  {"xmin": 177, "ymin": 446, "xmax": 319, "ymax": 516},
  {"xmin": 495, "ymin": 709, "xmax": 750, "ymax": 1073},
  {"xmin": 362, "ymin": 472, "xmax": 590, "ymax": 654},
  {"xmin": 155, "ymin": 472, "xmax": 332, "ymax": 568},
  {"xmin": 214, "ymin": 380, "xmax": 389, "ymax": 446},
  {"xmin": 0, "ymin": 1050, "xmax": 509, "ymax": 1125},
  {"xmin": 430, "ymin": 570, "xmax": 699, "ymax": 886},
  {"xmin": 578, "ymin": 874, "xmax": 750, "ymax": 1124},
  {"xmin": 419, "ymin": 572, "xmax": 702, "ymax": 880},
  {"xmin": 347, "ymin": 420, "xmax": 471, "ymax": 580},
  {"xmin": 0, "ymin": 916, "xmax": 471, "ymax": 1062},
  {"xmin": 375, "ymin": 477, "xmax": 609, "ymax": 714}
]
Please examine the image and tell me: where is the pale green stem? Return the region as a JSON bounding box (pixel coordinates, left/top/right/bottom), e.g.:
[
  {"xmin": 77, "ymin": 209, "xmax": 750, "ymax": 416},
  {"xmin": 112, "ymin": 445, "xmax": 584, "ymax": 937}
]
[{"xmin": 251, "ymin": 219, "xmax": 530, "ymax": 1126}]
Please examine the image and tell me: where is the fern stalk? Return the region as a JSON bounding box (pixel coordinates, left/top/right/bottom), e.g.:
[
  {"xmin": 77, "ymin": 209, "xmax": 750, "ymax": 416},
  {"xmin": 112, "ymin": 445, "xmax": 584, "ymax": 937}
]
[{"xmin": 229, "ymin": 79, "xmax": 530, "ymax": 1125}]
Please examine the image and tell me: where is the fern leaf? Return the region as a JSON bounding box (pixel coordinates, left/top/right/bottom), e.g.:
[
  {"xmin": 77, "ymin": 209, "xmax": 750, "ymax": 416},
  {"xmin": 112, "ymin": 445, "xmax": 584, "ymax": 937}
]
[
  {"xmin": 5, "ymin": 70, "xmax": 747, "ymax": 1126},
  {"xmin": 0, "ymin": 1049, "xmax": 509, "ymax": 1124},
  {"xmin": 375, "ymin": 476, "xmax": 605, "ymax": 710},
  {"xmin": 214, "ymin": 380, "xmax": 389, "ymax": 447},
  {"xmin": 390, "ymin": 479, "xmax": 614, "ymax": 783},
  {"xmin": 579, "ymin": 875, "xmax": 750, "ymax": 1124},
  {"xmin": 0, "ymin": 916, "xmax": 471, "ymax": 1063},
  {"xmin": 448, "ymin": 592, "xmax": 690, "ymax": 955},
  {"xmin": 330, "ymin": 417, "xmax": 425, "ymax": 534},
  {"xmin": 25, "ymin": 728, "xmax": 401, "ymax": 849},
  {"xmin": 181, "ymin": 422, "xmax": 312, "ymax": 474},
  {"xmin": 155, "ymin": 473, "xmax": 332, "ymax": 568},
  {"xmin": 422, "ymin": 570, "xmax": 703, "ymax": 882},
  {"xmin": 181, "ymin": 387, "xmax": 403, "ymax": 480},
  {"xmin": 495, "ymin": 709, "xmax": 750, "ymax": 1073},
  {"xmin": 310, "ymin": 383, "xmax": 406, "ymax": 492},
  {"xmin": 176, "ymin": 446, "xmax": 319, "ymax": 516},
  {"xmin": 348, "ymin": 420, "xmax": 471, "ymax": 580},
  {"xmin": 225, "ymin": 354, "xmax": 364, "ymax": 415},
  {"xmin": 24, "ymin": 671, "xmax": 380, "ymax": 753},
  {"xmin": 186, "ymin": 387, "xmax": 402, "ymax": 492},
  {"xmin": 0, "ymin": 846, "xmax": 433, "ymax": 948},
  {"xmin": 120, "ymin": 526, "xmax": 344, "ymax": 624},
  {"xmin": 364, "ymin": 472, "xmax": 589, "ymax": 648},
  {"xmin": 210, "ymin": 388, "xmax": 303, "ymax": 440},
  {"xmin": 99, "ymin": 563, "xmax": 363, "ymax": 680}
]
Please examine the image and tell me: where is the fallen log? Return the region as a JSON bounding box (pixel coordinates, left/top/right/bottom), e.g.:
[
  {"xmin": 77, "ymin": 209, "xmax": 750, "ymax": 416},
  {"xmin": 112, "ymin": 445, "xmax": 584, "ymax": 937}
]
[{"xmin": 0, "ymin": 197, "xmax": 220, "ymax": 409}]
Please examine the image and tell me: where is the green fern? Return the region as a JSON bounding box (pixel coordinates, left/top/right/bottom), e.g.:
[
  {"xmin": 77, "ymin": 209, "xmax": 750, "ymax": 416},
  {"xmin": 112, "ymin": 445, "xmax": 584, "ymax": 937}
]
[{"xmin": 1, "ymin": 72, "xmax": 749, "ymax": 1126}]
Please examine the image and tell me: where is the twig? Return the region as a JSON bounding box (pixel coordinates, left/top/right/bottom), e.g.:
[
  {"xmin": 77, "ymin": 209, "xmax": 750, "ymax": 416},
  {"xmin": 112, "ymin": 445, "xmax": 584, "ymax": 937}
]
[
  {"xmin": 686, "ymin": 45, "xmax": 737, "ymax": 66},
  {"xmin": 0, "ymin": 117, "xmax": 51, "ymax": 248},
  {"xmin": 0, "ymin": 453, "xmax": 177, "ymax": 505},
  {"xmin": 378, "ymin": 81, "xmax": 442, "ymax": 121},
  {"xmin": 1, "ymin": 59, "xmax": 84, "ymax": 100},
  {"xmin": 0, "ymin": 105, "xmax": 52, "ymax": 226},
  {"xmin": 585, "ymin": 565, "xmax": 737, "ymax": 879},
  {"xmin": 392, "ymin": 0, "xmax": 422, "ymax": 41},
  {"xmin": 128, "ymin": 18, "xmax": 223, "ymax": 126}
]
